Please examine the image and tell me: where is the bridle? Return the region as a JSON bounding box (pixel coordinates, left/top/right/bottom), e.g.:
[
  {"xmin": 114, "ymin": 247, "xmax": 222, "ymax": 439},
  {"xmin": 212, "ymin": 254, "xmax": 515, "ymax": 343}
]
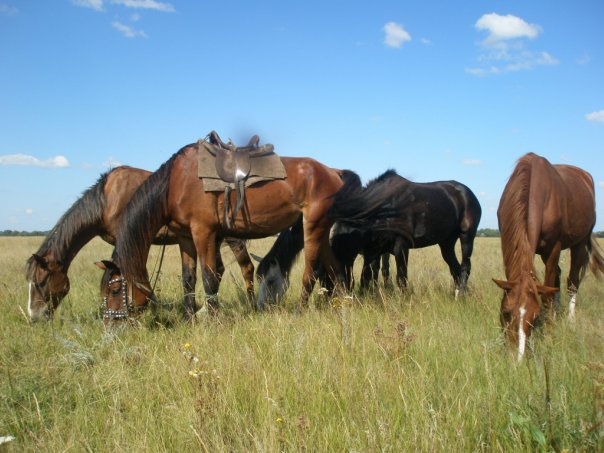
[{"xmin": 102, "ymin": 276, "xmax": 147, "ymax": 321}]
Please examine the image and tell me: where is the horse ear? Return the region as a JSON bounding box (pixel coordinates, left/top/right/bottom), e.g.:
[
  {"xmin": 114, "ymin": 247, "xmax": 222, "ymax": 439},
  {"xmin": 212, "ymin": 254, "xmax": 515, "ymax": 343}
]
[
  {"xmin": 536, "ymin": 284, "xmax": 559, "ymax": 296},
  {"xmin": 134, "ymin": 282, "xmax": 159, "ymax": 304},
  {"xmin": 492, "ymin": 278, "xmax": 513, "ymax": 291},
  {"xmin": 250, "ymin": 253, "xmax": 264, "ymax": 263},
  {"xmin": 95, "ymin": 260, "xmax": 119, "ymax": 272},
  {"xmin": 32, "ymin": 254, "xmax": 48, "ymax": 269}
]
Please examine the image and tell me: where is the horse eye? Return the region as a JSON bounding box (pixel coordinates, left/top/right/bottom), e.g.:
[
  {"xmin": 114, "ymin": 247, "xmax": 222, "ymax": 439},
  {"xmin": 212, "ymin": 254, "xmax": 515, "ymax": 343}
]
[{"xmin": 110, "ymin": 287, "xmax": 121, "ymax": 297}]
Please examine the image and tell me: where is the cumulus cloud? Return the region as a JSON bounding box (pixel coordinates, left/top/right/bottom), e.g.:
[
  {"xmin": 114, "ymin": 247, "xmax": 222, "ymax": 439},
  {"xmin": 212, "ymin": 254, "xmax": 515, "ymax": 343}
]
[
  {"xmin": 475, "ymin": 13, "xmax": 540, "ymax": 44},
  {"xmin": 586, "ymin": 110, "xmax": 604, "ymax": 124},
  {"xmin": 112, "ymin": 21, "xmax": 148, "ymax": 38},
  {"xmin": 462, "ymin": 159, "xmax": 482, "ymax": 166},
  {"xmin": 383, "ymin": 22, "xmax": 411, "ymax": 48},
  {"xmin": 467, "ymin": 13, "xmax": 557, "ymax": 76},
  {"xmin": 0, "ymin": 154, "xmax": 70, "ymax": 168}
]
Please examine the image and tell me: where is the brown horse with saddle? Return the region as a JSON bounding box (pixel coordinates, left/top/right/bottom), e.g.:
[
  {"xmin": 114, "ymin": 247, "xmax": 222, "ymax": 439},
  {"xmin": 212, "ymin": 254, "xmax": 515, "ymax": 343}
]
[{"xmin": 98, "ymin": 131, "xmax": 402, "ymax": 321}]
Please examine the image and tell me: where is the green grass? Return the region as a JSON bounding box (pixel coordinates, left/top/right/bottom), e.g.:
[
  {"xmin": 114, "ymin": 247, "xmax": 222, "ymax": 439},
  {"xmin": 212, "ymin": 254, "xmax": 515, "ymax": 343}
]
[{"xmin": 0, "ymin": 236, "xmax": 602, "ymax": 451}]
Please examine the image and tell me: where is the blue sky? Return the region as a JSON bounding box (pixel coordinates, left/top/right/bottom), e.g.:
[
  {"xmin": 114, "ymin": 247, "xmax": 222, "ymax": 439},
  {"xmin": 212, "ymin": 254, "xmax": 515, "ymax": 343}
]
[{"xmin": 1, "ymin": 0, "xmax": 603, "ymax": 231}]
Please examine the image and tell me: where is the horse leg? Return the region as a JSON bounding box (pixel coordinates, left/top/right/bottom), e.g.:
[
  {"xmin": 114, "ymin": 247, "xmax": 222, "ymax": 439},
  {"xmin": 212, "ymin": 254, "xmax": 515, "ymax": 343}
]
[
  {"xmin": 381, "ymin": 253, "xmax": 392, "ymax": 287},
  {"xmin": 179, "ymin": 237, "xmax": 198, "ymax": 320},
  {"xmin": 439, "ymin": 239, "xmax": 462, "ymax": 299},
  {"xmin": 394, "ymin": 247, "xmax": 409, "ymax": 290},
  {"xmin": 360, "ymin": 254, "xmax": 380, "ymax": 290},
  {"xmin": 567, "ymin": 241, "xmax": 590, "ymax": 321},
  {"xmin": 300, "ymin": 220, "xmax": 342, "ymax": 307},
  {"xmin": 224, "ymin": 237, "xmax": 256, "ymax": 309},
  {"xmin": 192, "ymin": 226, "xmax": 221, "ymax": 314},
  {"xmin": 541, "ymin": 244, "xmax": 562, "ymax": 325},
  {"xmin": 458, "ymin": 231, "xmax": 476, "ymax": 294}
]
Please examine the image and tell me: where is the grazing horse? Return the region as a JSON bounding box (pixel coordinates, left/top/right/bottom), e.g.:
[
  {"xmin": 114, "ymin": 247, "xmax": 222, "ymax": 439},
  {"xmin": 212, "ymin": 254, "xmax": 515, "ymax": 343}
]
[
  {"xmin": 330, "ymin": 170, "xmax": 482, "ymax": 296},
  {"xmin": 493, "ymin": 153, "xmax": 604, "ymax": 360},
  {"xmin": 25, "ymin": 166, "xmax": 255, "ymax": 321},
  {"xmin": 99, "ymin": 135, "xmax": 403, "ymax": 320},
  {"xmin": 255, "ymin": 219, "xmax": 391, "ymax": 306}
]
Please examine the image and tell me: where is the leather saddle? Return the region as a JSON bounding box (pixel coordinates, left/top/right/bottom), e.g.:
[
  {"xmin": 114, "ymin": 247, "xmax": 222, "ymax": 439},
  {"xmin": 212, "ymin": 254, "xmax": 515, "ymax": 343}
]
[{"xmin": 205, "ymin": 130, "xmax": 275, "ymax": 228}]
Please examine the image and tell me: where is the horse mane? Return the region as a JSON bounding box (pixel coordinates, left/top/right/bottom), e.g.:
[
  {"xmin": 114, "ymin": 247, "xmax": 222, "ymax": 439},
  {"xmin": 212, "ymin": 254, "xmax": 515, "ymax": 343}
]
[
  {"xmin": 25, "ymin": 170, "xmax": 110, "ymax": 279},
  {"xmin": 499, "ymin": 154, "xmax": 535, "ymax": 277},
  {"xmin": 256, "ymin": 217, "xmax": 304, "ymax": 279},
  {"xmin": 328, "ymin": 169, "xmax": 405, "ymax": 228},
  {"xmin": 114, "ymin": 145, "xmax": 190, "ymax": 282}
]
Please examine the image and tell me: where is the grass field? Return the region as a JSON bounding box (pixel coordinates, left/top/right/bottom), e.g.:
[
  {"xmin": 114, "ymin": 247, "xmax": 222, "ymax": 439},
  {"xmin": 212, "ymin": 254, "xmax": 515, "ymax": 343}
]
[{"xmin": 0, "ymin": 236, "xmax": 602, "ymax": 452}]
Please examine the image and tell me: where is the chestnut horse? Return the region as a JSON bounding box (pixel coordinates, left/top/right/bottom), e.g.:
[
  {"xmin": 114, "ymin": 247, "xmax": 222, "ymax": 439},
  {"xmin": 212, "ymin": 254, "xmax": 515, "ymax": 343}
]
[
  {"xmin": 25, "ymin": 166, "xmax": 254, "ymax": 321},
  {"xmin": 493, "ymin": 153, "xmax": 604, "ymax": 360},
  {"xmin": 98, "ymin": 136, "xmax": 401, "ymax": 320}
]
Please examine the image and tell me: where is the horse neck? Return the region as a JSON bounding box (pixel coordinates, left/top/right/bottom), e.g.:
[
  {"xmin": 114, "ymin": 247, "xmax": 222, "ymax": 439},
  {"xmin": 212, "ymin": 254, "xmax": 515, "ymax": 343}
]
[{"xmin": 34, "ymin": 178, "xmax": 107, "ymax": 271}]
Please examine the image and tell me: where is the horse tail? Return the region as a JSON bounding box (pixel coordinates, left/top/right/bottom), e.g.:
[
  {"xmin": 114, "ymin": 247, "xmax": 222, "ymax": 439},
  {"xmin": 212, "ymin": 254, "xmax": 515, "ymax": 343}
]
[
  {"xmin": 115, "ymin": 149, "xmax": 183, "ymax": 283},
  {"xmin": 589, "ymin": 235, "xmax": 604, "ymax": 279}
]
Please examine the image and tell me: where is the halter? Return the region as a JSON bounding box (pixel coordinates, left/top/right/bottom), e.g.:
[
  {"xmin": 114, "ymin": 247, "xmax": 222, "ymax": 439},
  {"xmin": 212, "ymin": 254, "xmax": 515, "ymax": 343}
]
[{"xmin": 102, "ymin": 276, "xmax": 147, "ymax": 320}]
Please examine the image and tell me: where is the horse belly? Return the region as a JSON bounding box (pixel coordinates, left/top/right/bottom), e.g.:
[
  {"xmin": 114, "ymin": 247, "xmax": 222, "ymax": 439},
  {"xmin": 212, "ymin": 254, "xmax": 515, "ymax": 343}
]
[{"xmin": 231, "ymin": 182, "xmax": 301, "ymax": 236}]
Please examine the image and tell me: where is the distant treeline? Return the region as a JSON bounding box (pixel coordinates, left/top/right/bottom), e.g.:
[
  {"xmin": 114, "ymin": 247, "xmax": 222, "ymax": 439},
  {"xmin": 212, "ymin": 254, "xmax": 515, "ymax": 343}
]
[
  {"xmin": 0, "ymin": 230, "xmax": 50, "ymax": 237},
  {"xmin": 476, "ymin": 229, "xmax": 604, "ymax": 238},
  {"xmin": 1, "ymin": 229, "xmax": 603, "ymax": 239}
]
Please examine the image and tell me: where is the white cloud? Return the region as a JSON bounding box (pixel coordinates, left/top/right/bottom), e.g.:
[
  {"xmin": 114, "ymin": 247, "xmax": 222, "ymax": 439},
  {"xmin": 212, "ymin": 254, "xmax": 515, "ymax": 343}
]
[
  {"xmin": 586, "ymin": 110, "xmax": 604, "ymax": 124},
  {"xmin": 72, "ymin": 0, "xmax": 104, "ymax": 11},
  {"xmin": 25, "ymin": 208, "xmax": 33, "ymax": 215},
  {"xmin": 112, "ymin": 21, "xmax": 148, "ymax": 38},
  {"xmin": 462, "ymin": 159, "xmax": 482, "ymax": 166},
  {"xmin": 73, "ymin": 0, "xmax": 174, "ymax": 12},
  {"xmin": 420, "ymin": 38, "xmax": 432, "ymax": 46},
  {"xmin": 383, "ymin": 22, "xmax": 411, "ymax": 48},
  {"xmin": 475, "ymin": 13, "xmax": 540, "ymax": 44},
  {"xmin": 0, "ymin": 154, "xmax": 69, "ymax": 168},
  {"xmin": 468, "ymin": 13, "xmax": 557, "ymax": 76},
  {"xmin": 112, "ymin": 0, "xmax": 174, "ymax": 12},
  {"xmin": 597, "ymin": 181, "xmax": 604, "ymax": 189},
  {"xmin": 0, "ymin": 3, "xmax": 18, "ymax": 15}
]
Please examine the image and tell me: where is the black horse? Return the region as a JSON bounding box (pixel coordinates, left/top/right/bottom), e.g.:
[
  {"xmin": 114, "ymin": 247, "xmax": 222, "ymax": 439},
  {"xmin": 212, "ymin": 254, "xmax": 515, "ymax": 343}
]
[
  {"xmin": 330, "ymin": 170, "xmax": 482, "ymax": 296},
  {"xmin": 256, "ymin": 170, "xmax": 482, "ymax": 302}
]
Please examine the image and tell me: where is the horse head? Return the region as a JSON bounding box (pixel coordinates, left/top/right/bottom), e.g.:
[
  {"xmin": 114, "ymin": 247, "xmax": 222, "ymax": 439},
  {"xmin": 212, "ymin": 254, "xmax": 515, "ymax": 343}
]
[
  {"xmin": 493, "ymin": 274, "xmax": 557, "ymax": 360},
  {"xmin": 25, "ymin": 254, "xmax": 70, "ymax": 321},
  {"xmin": 255, "ymin": 254, "xmax": 288, "ymax": 309},
  {"xmin": 95, "ymin": 260, "xmax": 153, "ymax": 326}
]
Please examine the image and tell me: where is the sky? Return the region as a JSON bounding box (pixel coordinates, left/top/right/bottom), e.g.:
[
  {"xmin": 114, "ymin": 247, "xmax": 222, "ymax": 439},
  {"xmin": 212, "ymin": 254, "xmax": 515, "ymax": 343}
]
[{"xmin": 1, "ymin": 0, "xmax": 603, "ymax": 232}]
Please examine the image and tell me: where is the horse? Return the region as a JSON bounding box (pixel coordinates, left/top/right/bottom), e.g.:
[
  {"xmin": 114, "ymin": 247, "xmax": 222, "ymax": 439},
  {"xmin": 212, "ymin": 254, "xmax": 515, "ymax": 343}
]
[
  {"xmin": 257, "ymin": 169, "xmax": 482, "ymax": 301},
  {"xmin": 331, "ymin": 170, "xmax": 482, "ymax": 296},
  {"xmin": 98, "ymin": 133, "xmax": 411, "ymax": 320},
  {"xmin": 25, "ymin": 165, "xmax": 255, "ymax": 321},
  {"xmin": 493, "ymin": 152, "xmax": 604, "ymax": 360}
]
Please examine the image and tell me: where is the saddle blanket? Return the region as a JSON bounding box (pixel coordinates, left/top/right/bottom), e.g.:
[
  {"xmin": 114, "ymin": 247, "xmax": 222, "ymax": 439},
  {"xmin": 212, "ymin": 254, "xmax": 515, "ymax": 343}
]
[{"xmin": 197, "ymin": 140, "xmax": 287, "ymax": 192}]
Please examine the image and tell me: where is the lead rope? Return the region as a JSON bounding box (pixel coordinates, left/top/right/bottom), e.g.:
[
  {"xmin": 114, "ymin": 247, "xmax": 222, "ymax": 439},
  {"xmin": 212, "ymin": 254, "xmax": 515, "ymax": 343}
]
[{"xmin": 149, "ymin": 227, "xmax": 169, "ymax": 300}]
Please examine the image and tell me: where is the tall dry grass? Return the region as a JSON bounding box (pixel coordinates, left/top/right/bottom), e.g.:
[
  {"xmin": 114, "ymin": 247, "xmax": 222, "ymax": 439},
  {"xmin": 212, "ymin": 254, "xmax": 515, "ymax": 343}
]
[{"xmin": 0, "ymin": 236, "xmax": 602, "ymax": 451}]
